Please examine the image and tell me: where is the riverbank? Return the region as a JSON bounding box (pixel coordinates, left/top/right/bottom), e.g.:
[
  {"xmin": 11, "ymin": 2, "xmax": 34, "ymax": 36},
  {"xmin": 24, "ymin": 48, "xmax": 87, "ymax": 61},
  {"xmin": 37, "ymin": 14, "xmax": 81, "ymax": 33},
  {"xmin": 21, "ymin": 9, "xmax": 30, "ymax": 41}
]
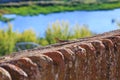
[
  {"xmin": 1, "ymin": 2, "xmax": 120, "ymax": 15},
  {"xmin": 0, "ymin": 2, "xmax": 120, "ymax": 22}
]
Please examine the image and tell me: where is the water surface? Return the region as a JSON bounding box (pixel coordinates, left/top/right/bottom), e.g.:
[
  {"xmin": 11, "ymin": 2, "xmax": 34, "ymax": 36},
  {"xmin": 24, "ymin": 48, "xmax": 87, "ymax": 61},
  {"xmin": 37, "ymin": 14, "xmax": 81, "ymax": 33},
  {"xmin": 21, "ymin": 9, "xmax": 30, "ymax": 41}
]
[{"xmin": 0, "ymin": 8, "xmax": 120, "ymax": 37}]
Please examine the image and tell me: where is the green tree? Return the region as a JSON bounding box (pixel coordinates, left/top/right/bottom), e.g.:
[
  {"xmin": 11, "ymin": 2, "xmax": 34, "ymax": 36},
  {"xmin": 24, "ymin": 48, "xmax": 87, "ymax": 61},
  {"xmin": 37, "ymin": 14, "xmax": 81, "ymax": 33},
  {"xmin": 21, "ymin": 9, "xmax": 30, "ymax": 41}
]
[
  {"xmin": 45, "ymin": 21, "xmax": 93, "ymax": 44},
  {"xmin": 0, "ymin": 23, "xmax": 37, "ymax": 56},
  {"xmin": 45, "ymin": 21, "xmax": 71, "ymax": 44},
  {"xmin": 0, "ymin": 21, "xmax": 93, "ymax": 56},
  {"xmin": 0, "ymin": 23, "xmax": 17, "ymax": 55},
  {"xmin": 72, "ymin": 24, "xmax": 92, "ymax": 39},
  {"xmin": 17, "ymin": 29, "xmax": 37, "ymax": 42}
]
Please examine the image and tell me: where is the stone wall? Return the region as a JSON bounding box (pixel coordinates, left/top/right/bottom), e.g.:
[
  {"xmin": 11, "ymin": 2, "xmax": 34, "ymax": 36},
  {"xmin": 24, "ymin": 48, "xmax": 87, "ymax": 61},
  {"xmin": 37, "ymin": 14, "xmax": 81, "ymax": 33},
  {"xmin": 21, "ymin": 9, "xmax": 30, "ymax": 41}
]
[{"xmin": 0, "ymin": 30, "xmax": 120, "ymax": 80}]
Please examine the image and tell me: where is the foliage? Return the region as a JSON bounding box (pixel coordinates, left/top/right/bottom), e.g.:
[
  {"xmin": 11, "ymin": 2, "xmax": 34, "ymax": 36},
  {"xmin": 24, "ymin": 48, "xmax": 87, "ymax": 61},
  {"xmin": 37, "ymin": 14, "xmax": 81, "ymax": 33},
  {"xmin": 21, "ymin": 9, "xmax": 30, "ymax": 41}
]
[
  {"xmin": 37, "ymin": 38, "xmax": 49, "ymax": 46},
  {"xmin": 0, "ymin": 23, "xmax": 17, "ymax": 55},
  {"xmin": 72, "ymin": 24, "xmax": 92, "ymax": 38},
  {"xmin": 45, "ymin": 21, "xmax": 71, "ymax": 44},
  {"xmin": 0, "ymin": 23, "xmax": 38, "ymax": 55},
  {"xmin": 0, "ymin": 21, "xmax": 93, "ymax": 56},
  {"xmin": 0, "ymin": 15, "xmax": 14, "ymax": 22},
  {"xmin": 45, "ymin": 21, "xmax": 92, "ymax": 44},
  {"xmin": 0, "ymin": 1, "xmax": 120, "ymax": 17},
  {"xmin": 17, "ymin": 29, "xmax": 37, "ymax": 42}
]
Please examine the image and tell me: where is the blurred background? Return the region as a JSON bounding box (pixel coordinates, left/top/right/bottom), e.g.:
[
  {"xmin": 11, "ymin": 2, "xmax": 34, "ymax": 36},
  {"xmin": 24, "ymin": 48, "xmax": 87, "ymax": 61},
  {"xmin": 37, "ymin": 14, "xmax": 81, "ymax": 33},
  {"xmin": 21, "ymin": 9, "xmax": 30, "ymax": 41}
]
[{"xmin": 0, "ymin": 0, "xmax": 120, "ymax": 56}]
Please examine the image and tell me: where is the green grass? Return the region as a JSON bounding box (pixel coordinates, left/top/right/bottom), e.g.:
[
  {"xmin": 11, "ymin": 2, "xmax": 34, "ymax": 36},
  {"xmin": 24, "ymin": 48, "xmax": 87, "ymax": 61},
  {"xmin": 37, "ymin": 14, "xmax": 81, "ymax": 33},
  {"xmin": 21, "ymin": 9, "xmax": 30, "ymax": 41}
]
[
  {"xmin": 0, "ymin": 2, "xmax": 120, "ymax": 21},
  {"xmin": 0, "ymin": 2, "xmax": 120, "ymax": 16}
]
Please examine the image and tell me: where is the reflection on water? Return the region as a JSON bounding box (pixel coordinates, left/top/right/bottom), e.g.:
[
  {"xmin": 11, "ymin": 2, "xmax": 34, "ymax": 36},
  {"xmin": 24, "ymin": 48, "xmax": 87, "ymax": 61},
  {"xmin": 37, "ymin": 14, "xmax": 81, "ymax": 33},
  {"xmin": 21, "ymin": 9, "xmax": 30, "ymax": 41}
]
[{"xmin": 0, "ymin": 8, "xmax": 120, "ymax": 37}]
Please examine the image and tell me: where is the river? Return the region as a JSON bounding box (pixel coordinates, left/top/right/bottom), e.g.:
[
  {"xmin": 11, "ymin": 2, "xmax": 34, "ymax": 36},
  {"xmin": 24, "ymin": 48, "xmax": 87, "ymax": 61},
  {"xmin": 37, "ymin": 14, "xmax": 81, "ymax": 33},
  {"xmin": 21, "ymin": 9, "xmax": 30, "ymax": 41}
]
[{"xmin": 0, "ymin": 8, "xmax": 120, "ymax": 37}]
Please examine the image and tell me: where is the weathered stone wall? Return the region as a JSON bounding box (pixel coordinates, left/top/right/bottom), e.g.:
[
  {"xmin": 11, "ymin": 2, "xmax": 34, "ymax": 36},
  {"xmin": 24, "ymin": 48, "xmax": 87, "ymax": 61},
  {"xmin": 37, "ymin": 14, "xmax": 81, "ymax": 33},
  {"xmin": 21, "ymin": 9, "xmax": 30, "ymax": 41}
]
[{"xmin": 0, "ymin": 30, "xmax": 120, "ymax": 80}]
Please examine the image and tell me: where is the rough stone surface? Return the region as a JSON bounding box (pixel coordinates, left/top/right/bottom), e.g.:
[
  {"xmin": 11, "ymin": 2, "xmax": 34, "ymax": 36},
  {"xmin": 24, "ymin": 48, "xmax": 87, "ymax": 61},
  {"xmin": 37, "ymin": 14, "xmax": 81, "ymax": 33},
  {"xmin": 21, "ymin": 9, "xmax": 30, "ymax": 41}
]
[
  {"xmin": 0, "ymin": 30, "xmax": 120, "ymax": 80},
  {"xmin": 0, "ymin": 67, "xmax": 12, "ymax": 80},
  {"xmin": 0, "ymin": 63, "xmax": 27, "ymax": 80},
  {"xmin": 8, "ymin": 57, "xmax": 40, "ymax": 80}
]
